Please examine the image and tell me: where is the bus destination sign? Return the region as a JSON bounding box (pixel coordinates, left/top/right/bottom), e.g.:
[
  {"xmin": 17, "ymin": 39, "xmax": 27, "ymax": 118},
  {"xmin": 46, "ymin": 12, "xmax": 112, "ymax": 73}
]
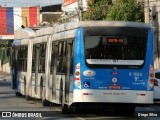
[{"xmin": 106, "ymin": 36, "xmax": 126, "ymax": 45}]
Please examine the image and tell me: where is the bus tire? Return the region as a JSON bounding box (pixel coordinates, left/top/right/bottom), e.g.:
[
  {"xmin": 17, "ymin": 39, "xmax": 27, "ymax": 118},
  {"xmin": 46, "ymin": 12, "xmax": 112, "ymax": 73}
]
[
  {"xmin": 61, "ymin": 91, "xmax": 71, "ymax": 114},
  {"xmin": 62, "ymin": 103, "xmax": 71, "ymax": 114},
  {"xmin": 41, "ymin": 78, "xmax": 50, "ymax": 106},
  {"xmin": 42, "ymin": 99, "xmax": 50, "ymax": 106},
  {"xmin": 15, "ymin": 91, "xmax": 22, "ymax": 96},
  {"xmin": 26, "ymin": 95, "xmax": 32, "ymax": 100}
]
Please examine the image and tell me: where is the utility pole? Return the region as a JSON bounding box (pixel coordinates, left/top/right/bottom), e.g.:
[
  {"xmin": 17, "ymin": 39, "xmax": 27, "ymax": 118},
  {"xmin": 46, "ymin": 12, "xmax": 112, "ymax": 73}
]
[
  {"xmin": 78, "ymin": 0, "xmax": 83, "ymax": 21},
  {"xmin": 158, "ymin": 0, "xmax": 160, "ymax": 68},
  {"xmin": 144, "ymin": 0, "xmax": 150, "ymax": 23}
]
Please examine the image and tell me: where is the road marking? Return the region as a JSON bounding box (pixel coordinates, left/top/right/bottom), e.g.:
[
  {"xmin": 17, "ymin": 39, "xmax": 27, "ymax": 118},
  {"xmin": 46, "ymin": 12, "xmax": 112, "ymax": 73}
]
[
  {"xmin": 55, "ymin": 109, "xmax": 85, "ymax": 120},
  {"xmin": 76, "ymin": 117, "xmax": 85, "ymax": 120},
  {"xmin": 55, "ymin": 109, "xmax": 61, "ymax": 111},
  {"xmin": 76, "ymin": 116, "xmax": 124, "ymax": 120}
]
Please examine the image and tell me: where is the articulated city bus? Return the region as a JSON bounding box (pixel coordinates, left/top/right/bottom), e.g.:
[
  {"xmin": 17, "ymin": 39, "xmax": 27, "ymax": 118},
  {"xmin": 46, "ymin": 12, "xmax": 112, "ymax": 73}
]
[
  {"xmin": 11, "ymin": 21, "xmax": 154, "ymax": 114},
  {"xmin": 11, "ymin": 27, "xmax": 54, "ymax": 99},
  {"xmin": 11, "ymin": 28, "xmax": 35, "ymax": 96}
]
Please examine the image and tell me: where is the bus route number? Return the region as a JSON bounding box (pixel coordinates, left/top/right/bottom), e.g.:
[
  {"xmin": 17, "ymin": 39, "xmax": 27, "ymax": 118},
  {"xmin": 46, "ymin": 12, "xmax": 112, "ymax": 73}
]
[{"xmin": 129, "ymin": 72, "xmax": 142, "ymax": 77}]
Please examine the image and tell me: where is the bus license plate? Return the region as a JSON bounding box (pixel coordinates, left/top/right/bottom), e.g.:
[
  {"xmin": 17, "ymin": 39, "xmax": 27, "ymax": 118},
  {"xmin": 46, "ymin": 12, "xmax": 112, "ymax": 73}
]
[{"xmin": 108, "ymin": 85, "xmax": 121, "ymax": 90}]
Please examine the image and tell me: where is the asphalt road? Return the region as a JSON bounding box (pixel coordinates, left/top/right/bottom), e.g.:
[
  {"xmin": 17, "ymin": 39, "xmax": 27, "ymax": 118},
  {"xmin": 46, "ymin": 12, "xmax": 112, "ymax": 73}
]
[{"xmin": 0, "ymin": 72, "xmax": 160, "ymax": 120}]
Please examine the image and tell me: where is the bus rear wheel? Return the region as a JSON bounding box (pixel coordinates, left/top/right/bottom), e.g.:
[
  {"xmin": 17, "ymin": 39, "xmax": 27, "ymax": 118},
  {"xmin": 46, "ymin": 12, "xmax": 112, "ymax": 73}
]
[
  {"xmin": 15, "ymin": 91, "xmax": 22, "ymax": 96},
  {"xmin": 62, "ymin": 103, "xmax": 71, "ymax": 114},
  {"xmin": 26, "ymin": 95, "xmax": 32, "ymax": 100},
  {"xmin": 42, "ymin": 99, "xmax": 50, "ymax": 106},
  {"xmin": 41, "ymin": 88, "xmax": 50, "ymax": 106}
]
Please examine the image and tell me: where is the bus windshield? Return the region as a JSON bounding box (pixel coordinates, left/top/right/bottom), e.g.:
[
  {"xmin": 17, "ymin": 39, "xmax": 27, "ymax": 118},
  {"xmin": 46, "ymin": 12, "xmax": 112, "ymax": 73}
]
[{"xmin": 84, "ymin": 27, "xmax": 148, "ymax": 69}]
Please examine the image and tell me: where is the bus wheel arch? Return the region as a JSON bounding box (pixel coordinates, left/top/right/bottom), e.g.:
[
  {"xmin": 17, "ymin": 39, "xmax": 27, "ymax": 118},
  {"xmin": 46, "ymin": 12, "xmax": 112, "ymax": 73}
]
[{"xmin": 15, "ymin": 90, "xmax": 22, "ymax": 96}]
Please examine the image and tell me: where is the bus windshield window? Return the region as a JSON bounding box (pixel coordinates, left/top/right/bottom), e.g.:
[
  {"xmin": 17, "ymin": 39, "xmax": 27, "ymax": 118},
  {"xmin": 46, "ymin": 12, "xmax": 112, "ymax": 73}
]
[{"xmin": 84, "ymin": 33, "xmax": 147, "ymax": 68}]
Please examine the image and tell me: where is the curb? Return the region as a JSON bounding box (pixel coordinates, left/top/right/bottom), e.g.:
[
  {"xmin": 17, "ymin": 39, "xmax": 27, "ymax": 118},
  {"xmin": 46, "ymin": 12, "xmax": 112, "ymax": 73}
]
[{"xmin": 0, "ymin": 72, "xmax": 10, "ymax": 76}]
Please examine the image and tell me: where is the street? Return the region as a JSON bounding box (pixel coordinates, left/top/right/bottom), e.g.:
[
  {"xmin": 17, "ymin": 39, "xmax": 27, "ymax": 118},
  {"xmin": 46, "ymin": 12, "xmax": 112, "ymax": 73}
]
[{"xmin": 0, "ymin": 72, "xmax": 160, "ymax": 120}]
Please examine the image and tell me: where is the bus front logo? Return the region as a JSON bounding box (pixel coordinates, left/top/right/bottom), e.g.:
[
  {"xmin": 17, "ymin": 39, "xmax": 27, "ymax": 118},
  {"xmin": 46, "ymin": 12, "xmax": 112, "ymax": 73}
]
[{"xmin": 83, "ymin": 70, "xmax": 96, "ymax": 77}]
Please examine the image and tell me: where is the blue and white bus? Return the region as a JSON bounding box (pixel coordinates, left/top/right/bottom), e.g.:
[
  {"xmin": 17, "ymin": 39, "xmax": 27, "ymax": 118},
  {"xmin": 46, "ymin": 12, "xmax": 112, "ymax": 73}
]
[
  {"xmin": 44, "ymin": 21, "xmax": 154, "ymax": 114},
  {"xmin": 11, "ymin": 21, "xmax": 154, "ymax": 114}
]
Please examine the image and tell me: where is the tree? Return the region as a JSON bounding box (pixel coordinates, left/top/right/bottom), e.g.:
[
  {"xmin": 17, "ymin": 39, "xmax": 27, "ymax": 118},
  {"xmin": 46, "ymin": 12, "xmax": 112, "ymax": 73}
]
[
  {"xmin": 83, "ymin": 0, "xmax": 144, "ymax": 22},
  {"xmin": 83, "ymin": 0, "xmax": 112, "ymax": 20},
  {"xmin": 107, "ymin": 0, "xmax": 144, "ymax": 22}
]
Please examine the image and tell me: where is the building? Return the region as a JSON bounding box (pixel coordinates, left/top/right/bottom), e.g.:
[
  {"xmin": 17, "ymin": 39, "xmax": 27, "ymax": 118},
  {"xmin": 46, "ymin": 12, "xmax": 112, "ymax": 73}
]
[
  {"xmin": 40, "ymin": 4, "xmax": 62, "ymax": 25},
  {"xmin": 0, "ymin": 6, "xmax": 40, "ymax": 73},
  {"xmin": 0, "ymin": 4, "xmax": 63, "ymax": 73}
]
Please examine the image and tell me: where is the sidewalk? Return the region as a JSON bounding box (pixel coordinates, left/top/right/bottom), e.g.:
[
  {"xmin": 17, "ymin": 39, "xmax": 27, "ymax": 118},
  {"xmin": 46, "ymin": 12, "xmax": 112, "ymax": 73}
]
[{"xmin": 0, "ymin": 71, "xmax": 10, "ymax": 75}]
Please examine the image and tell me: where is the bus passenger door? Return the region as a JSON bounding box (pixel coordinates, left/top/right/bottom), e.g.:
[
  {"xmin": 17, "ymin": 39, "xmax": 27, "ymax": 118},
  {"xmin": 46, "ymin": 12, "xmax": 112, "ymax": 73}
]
[
  {"xmin": 50, "ymin": 43, "xmax": 57, "ymax": 100},
  {"xmin": 32, "ymin": 45, "xmax": 39, "ymax": 95},
  {"xmin": 64, "ymin": 42, "xmax": 73, "ymax": 103},
  {"xmin": 35, "ymin": 45, "xmax": 40, "ymax": 95}
]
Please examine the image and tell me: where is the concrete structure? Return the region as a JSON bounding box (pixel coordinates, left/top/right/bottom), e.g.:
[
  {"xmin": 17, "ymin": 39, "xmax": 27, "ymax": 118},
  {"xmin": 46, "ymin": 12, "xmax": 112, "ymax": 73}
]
[{"xmin": 40, "ymin": 4, "xmax": 62, "ymax": 25}]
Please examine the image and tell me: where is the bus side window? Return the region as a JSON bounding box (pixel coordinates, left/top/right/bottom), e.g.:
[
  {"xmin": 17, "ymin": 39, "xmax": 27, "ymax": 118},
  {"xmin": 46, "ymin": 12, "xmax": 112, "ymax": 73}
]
[
  {"xmin": 15, "ymin": 47, "xmax": 19, "ymax": 70},
  {"xmin": 62, "ymin": 41, "xmax": 67, "ymax": 74},
  {"xmin": 18, "ymin": 46, "xmax": 22, "ymax": 70},
  {"xmin": 32, "ymin": 45, "xmax": 36, "ymax": 72},
  {"xmin": 50, "ymin": 43, "xmax": 55, "ymax": 73},
  {"xmin": 57, "ymin": 42, "xmax": 63, "ymax": 74},
  {"xmin": 39, "ymin": 43, "xmax": 46, "ymax": 73},
  {"xmin": 20, "ymin": 46, "xmax": 28, "ymax": 71},
  {"xmin": 56, "ymin": 41, "xmax": 67, "ymax": 74}
]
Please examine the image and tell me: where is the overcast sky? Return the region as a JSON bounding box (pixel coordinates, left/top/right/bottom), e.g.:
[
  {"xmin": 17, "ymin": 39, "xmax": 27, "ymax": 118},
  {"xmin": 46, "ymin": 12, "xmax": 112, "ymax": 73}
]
[{"xmin": 0, "ymin": 0, "xmax": 63, "ymax": 7}]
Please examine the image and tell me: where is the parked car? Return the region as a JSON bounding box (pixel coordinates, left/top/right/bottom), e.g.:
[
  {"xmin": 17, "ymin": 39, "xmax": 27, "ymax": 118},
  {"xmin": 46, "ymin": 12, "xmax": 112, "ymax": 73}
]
[{"xmin": 154, "ymin": 69, "xmax": 160, "ymax": 100}]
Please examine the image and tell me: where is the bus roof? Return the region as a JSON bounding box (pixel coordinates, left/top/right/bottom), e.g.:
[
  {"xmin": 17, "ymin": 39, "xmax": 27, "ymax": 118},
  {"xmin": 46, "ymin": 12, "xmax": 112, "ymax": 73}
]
[
  {"xmin": 14, "ymin": 21, "xmax": 152, "ymax": 40},
  {"xmin": 36, "ymin": 27, "xmax": 54, "ymax": 37},
  {"xmin": 14, "ymin": 27, "xmax": 36, "ymax": 40},
  {"xmin": 51, "ymin": 29, "xmax": 76, "ymax": 41},
  {"xmin": 54, "ymin": 21, "xmax": 152, "ymax": 33},
  {"xmin": 12, "ymin": 39, "xmax": 29, "ymax": 46}
]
